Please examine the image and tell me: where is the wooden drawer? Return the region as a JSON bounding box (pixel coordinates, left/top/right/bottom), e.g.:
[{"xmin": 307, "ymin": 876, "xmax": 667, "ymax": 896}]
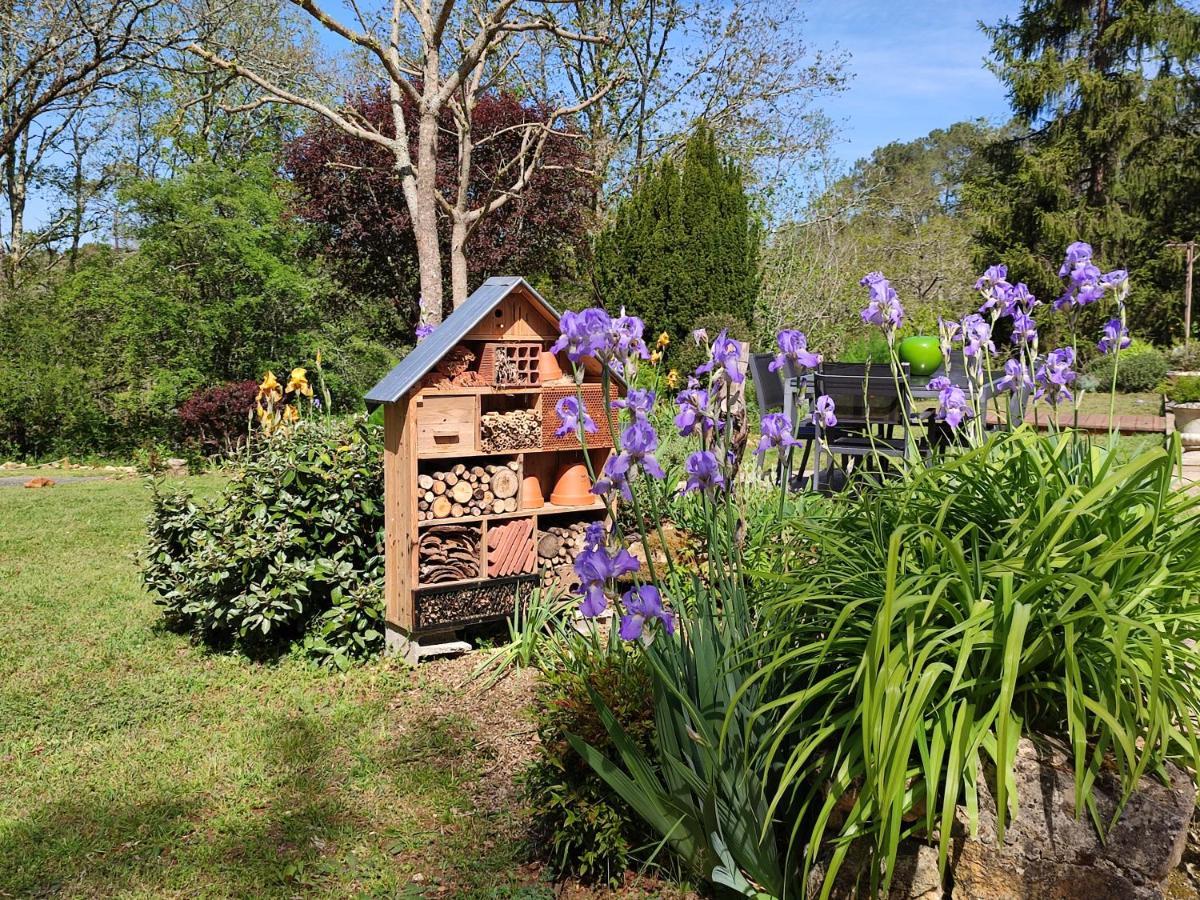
[{"xmin": 416, "ymin": 395, "xmax": 477, "ymax": 454}]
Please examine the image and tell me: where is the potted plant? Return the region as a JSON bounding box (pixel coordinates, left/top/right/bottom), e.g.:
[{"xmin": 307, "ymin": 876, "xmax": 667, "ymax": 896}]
[{"xmin": 1164, "ymin": 375, "xmax": 1200, "ymax": 446}]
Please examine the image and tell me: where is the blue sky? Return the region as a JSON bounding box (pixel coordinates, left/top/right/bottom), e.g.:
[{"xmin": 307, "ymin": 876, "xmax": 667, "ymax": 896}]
[{"xmin": 804, "ymin": 0, "xmax": 1019, "ymax": 168}]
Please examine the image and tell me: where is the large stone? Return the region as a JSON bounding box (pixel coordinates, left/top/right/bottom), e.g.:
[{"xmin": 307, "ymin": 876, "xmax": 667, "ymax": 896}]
[
  {"xmin": 807, "ymin": 737, "xmax": 1194, "ymax": 899},
  {"xmin": 949, "ymin": 738, "xmax": 1194, "ymax": 899}
]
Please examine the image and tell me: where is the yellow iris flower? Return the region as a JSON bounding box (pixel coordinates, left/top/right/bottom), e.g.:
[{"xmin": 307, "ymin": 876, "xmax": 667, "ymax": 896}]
[
  {"xmin": 666, "ymin": 369, "xmax": 680, "ymax": 389},
  {"xmin": 283, "ymin": 404, "xmax": 299, "ymax": 423},
  {"xmin": 650, "ymin": 350, "xmax": 661, "ymax": 365},
  {"xmin": 656, "ymin": 332, "xmax": 670, "ymax": 350},
  {"xmin": 286, "ymin": 367, "xmax": 313, "ymax": 397}
]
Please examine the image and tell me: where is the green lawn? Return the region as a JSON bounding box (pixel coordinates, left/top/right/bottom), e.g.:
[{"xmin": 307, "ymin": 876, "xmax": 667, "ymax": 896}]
[{"xmin": 0, "ymin": 477, "xmax": 546, "ymax": 898}]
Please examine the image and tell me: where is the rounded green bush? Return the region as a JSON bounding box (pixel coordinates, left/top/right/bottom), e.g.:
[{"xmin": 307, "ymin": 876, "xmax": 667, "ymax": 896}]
[{"xmin": 1085, "ymin": 342, "xmax": 1169, "ymax": 392}]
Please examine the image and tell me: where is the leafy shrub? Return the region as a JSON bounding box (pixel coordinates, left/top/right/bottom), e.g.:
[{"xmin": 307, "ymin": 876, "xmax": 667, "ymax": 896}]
[
  {"xmin": 177, "ymin": 381, "xmax": 258, "ymax": 455},
  {"xmin": 1165, "ymin": 375, "xmax": 1200, "ymax": 404},
  {"xmin": 746, "ymin": 428, "xmax": 1200, "ymax": 890},
  {"xmin": 1169, "ymin": 343, "xmax": 1200, "ymax": 372},
  {"xmin": 841, "ymin": 331, "xmax": 892, "ymax": 363},
  {"xmin": 524, "ymin": 646, "xmax": 657, "ymax": 884},
  {"xmin": 1085, "ymin": 340, "xmax": 1169, "ymax": 392},
  {"xmin": 143, "ymin": 416, "xmax": 385, "ymax": 666}
]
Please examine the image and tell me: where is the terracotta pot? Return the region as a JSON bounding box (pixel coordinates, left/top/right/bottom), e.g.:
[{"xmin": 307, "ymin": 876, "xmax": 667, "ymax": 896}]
[
  {"xmin": 1169, "ymin": 401, "xmax": 1200, "ymax": 448},
  {"xmin": 521, "ymin": 473, "xmax": 545, "ymax": 509},
  {"xmin": 550, "ymin": 462, "xmax": 593, "ymax": 507},
  {"xmin": 538, "ymin": 350, "xmax": 564, "ymax": 382}
]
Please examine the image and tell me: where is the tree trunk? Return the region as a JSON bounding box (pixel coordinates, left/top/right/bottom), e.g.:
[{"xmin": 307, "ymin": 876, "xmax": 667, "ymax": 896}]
[
  {"xmin": 450, "ymin": 216, "xmax": 470, "ymax": 306},
  {"xmin": 3, "ymin": 146, "xmax": 25, "ymax": 287},
  {"xmin": 413, "ymin": 110, "xmax": 444, "ymax": 324}
]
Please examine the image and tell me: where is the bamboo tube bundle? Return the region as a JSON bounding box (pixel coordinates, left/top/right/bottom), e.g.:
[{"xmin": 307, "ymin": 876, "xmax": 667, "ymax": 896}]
[{"xmin": 480, "ymin": 408, "xmax": 541, "ymax": 452}]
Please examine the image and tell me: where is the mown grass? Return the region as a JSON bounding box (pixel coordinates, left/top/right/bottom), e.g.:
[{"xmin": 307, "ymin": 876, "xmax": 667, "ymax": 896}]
[{"xmin": 0, "ymin": 477, "xmax": 545, "ymax": 898}]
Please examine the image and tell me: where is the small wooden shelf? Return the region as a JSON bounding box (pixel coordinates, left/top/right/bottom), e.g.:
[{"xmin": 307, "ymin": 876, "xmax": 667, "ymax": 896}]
[{"xmin": 417, "ymin": 498, "xmax": 604, "ymax": 528}]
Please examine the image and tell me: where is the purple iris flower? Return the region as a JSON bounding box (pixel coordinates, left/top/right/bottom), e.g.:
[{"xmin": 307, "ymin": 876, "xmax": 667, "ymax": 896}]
[
  {"xmin": 1098, "ymin": 318, "xmax": 1131, "ymax": 354},
  {"xmin": 813, "ymin": 394, "xmax": 837, "ymax": 428},
  {"xmin": 415, "ymin": 323, "xmax": 434, "ymax": 341},
  {"xmin": 995, "ymin": 358, "xmax": 1029, "ymax": 394},
  {"xmin": 682, "ymin": 450, "xmax": 725, "ymax": 494},
  {"xmin": 608, "ymin": 310, "xmax": 651, "ymax": 366},
  {"xmin": 960, "ymin": 314, "xmax": 995, "ymax": 358},
  {"xmin": 695, "ymin": 330, "xmax": 745, "ymax": 384},
  {"xmin": 1059, "ymin": 241, "xmax": 1094, "ymax": 276},
  {"xmin": 976, "ymin": 264, "xmax": 1013, "ymax": 313},
  {"xmin": 1035, "ymin": 347, "xmax": 1076, "ymax": 405},
  {"xmin": 618, "ymin": 585, "xmax": 675, "ymax": 641},
  {"xmin": 555, "ymin": 396, "xmax": 598, "ymax": 438},
  {"xmin": 574, "ymin": 538, "xmax": 640, "ymax": 618},
  {"xmin": 551, "ymin": 309, "xmax": 609, "ymax": 363},
  {"xmin": 768, "ymin": 330, "xmax": 821, "ymax": 374},
  {"xmin": 611, "ymin": 388, "xmax": 655, "ymax": 421},
  {"xmin": 1010, "ymin": 309, "xmax": 1038, "ymax": 346},
  {"xmin": 593, "ymin": 419, "xmax": 666, "ymax": 499},
  {"xmin": 674, "ymin": 381, "xmax": 718, "ymax": 437},
  {"xmin": 691, "ymin": 328, "xmax": 708, "ymax": 347},
  {"xmin": 1102, "ymin": 269, "xmax": 1128, "ymax": 288},
  {"xmin": 859, "ymin": 272, "xmax": 904, "ymax": 331},
  {"xmin": 933, "ymin": 380, "xmax": 972, "ymax": 429},
  {"xmin": 754, "ymin": 412, "xmax": 799, "ymax": 457}
]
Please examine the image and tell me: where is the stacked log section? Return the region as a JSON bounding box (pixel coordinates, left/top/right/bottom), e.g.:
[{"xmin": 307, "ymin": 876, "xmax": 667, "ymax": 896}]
[
  {"xmin": 416, "ymin": 460, "xmax": 520, "ymax": 521},
  {"xmin": 481, "ymin": 408, "xmax": 541, "ymax": 452},
  {"xmin": 486, "ymin": 518, "xmax": 536, "ymax": 577},
  {"xmin": 418, "ymin": 524, "xmax": 481, "ymax": 584},
  {"xmin": 537, "ymin": 521, "xmax": 591, "ymax": 583}
]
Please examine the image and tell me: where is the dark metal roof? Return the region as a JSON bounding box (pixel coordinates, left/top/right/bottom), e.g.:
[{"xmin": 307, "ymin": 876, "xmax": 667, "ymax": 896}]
[{"xmin": 365, "ymin": 276, "xmax": 556, "ymax": 405}]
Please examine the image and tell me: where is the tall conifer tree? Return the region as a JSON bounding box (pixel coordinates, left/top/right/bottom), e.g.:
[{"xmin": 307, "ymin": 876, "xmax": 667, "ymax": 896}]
[{"xmin": 593, "ymin": 123, "xmax": 760, "ymax": 343}]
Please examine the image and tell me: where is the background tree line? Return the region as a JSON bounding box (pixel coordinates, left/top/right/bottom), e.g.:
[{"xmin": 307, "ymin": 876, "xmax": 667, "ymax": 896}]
[{"xmin": 0, "ymin": 0, "xmax": 1197, "ymax": 458}]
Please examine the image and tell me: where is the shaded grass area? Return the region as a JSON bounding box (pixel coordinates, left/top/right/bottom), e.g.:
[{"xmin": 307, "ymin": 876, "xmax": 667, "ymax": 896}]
[{"xmin": 0, "ymin": 477, "xmax": 544, "ymax": 898}]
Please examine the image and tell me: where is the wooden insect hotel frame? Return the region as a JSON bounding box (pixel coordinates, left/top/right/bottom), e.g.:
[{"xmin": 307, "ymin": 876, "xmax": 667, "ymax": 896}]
[{"xmin": 365, "ymin": 277, "xmax": 623, "ymax": 663}]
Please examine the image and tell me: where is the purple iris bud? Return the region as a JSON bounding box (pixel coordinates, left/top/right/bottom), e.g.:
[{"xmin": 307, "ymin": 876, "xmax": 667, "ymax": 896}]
[
  {"xmin": 415, "ymin": 323, "xmax": 434, "ymax": 341},
  {"xmin": 813, "ymin": 394, "xmax": 837, "ymax": 428},
  {"xmin": 593, "ymin": 419, "xmax": 666, "ymax": 499},
  {"xmin": 1034, "ymin": 347, "xmax": 1076, "ymax": 405},
  {"xmin": 754, "ymin": 412, "xmax": 798, "ymax": 457},
  {"xmin": 695, "ymin": 329, "xmax": 745, "ymax": 384},
  {"xmin": 768, "ymin": 330, "xmax": 821, "ymax": 374},
  {"xmin": 1102, "ymin": 269, "xmax": 1128, "ymax": 287},
  {"xmin": 938, "ymin": 317, "xmax": 961, "ymax": 368},
  {"xmin": 1010, "ymin": 309, "xmax": 1038, "ymax": 346},
  {"xmin": 611, "ymin": 388, "xmax": 655, "ymax": 421},
  {"xmin": 859, "ymin": 272, "xmax": 905, "ymax": 331},
  {"xmin": 618, "ymin": 585, "xmax": 675, "ymax": 641},
  {"xmin": 960, "ymin": 314, "xmax": 995, "ymax": 358},
  {"xmin": 1058, "ymin": 241, "xmax": 1093, "ymax": 276},
  {"xmin": 1098, "ymin": 318, "xmax": 1131, "ymax": 354},
  {"xmin": 582, "ymin": 520, "xmax": 607, "ymax": 550},
  {"xmin": 995, "ymin": 358, "xmax": 1029, "ymax": 394},
  {"xmin": 691, "ymin": 328, "xmax": 708, "ymax": 347},
  {"xmin": 682, "ymin": 450, "xmax": 725, "ymax": 494},
  {"xmin": 674, "ymin": 381, "xmax": 718, "ymax": 437},
  {"xmin": 935, "ymin": 382, "xmax": 972, "ymax": 429},
  {"xmin": 555, "ymin": 396, "xmax": 598, "ymax": 438}
]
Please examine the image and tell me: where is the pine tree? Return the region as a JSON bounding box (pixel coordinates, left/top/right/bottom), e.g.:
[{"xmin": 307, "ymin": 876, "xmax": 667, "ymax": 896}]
[
  {"xmin": 593, "ymin": 123, "xmax": 760, "ymax": 343},
  {"xmin": 970, "ymin": 0, "xmax": 1200, "ymax": 343}
]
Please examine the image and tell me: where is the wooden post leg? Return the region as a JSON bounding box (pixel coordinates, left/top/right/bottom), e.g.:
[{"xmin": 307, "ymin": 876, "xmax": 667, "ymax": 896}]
[{"xmin": 385, "ymin": 623, "xmax": 420, "ymax": 666}]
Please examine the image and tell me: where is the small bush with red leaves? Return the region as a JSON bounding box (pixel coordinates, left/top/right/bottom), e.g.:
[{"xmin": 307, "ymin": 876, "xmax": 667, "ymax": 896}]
[{"xmin": 177, "ymin": 380, "xmax": 258, "ymax": 454}]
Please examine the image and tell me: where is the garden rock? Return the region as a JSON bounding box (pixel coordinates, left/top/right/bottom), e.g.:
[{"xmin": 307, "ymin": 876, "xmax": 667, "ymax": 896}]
[
  {"xmin": 809, "ymin": 738, "xmax": 1193, "ymax": 898},
  {"xmin": 948, "ymin": 738, "xmax": 1194, "ymax": 899},
  {"xmin": 165, "ymin": 457, "xmax": 189, "ymax": 476}
]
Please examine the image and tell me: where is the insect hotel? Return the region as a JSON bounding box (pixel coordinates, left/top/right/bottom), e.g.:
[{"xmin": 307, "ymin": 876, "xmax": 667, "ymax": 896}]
[{"xmin": 365, "ymin": 277, "xmax": 621, "ymax": 663}]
